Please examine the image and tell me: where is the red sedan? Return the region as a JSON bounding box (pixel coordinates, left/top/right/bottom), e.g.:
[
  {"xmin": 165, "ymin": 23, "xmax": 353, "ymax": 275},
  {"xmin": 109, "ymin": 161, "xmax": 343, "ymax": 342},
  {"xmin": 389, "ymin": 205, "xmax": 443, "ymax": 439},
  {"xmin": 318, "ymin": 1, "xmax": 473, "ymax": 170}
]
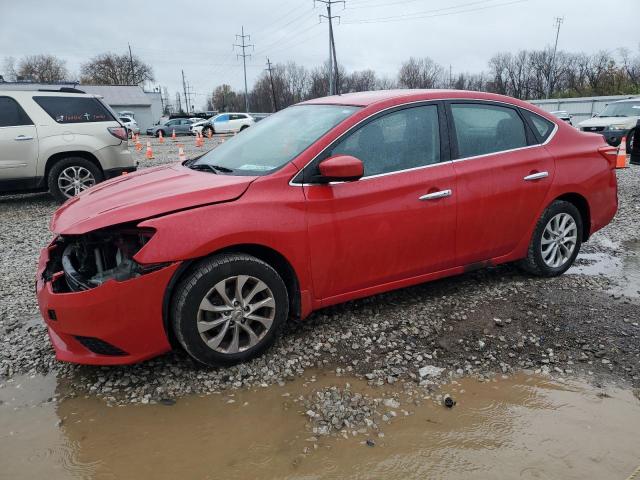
[{"xmin": 36, "ymin": 90, "xmax": 619, "ymax": 367}]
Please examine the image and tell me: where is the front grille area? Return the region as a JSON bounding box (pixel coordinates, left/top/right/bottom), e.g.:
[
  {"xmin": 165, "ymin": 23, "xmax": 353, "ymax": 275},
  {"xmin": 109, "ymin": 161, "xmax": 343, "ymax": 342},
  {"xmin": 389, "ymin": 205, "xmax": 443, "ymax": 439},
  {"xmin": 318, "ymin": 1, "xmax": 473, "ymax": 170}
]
[
  {"xmin": 582, "ymin": 126, "xmax": 605, "ymax": 132},
  {"xmin": 75, "ymin": 336, "xmax": 128, "ymax": 356}
]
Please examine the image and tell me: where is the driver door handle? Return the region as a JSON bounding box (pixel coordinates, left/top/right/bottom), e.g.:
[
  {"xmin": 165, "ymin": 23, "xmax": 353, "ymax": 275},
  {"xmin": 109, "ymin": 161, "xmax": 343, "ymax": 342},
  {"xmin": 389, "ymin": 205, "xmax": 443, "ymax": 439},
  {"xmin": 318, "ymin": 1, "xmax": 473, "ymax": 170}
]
[
  {"xmin": 524, "ymin": 171, "xmax": 549, "ymax": 181},
  {"xmin": 14, "ymin": 135, "xmax": 34, "ymax": 141},
  {"xmin": 419, "ymin": 189, "xmax": 452, "ymax": 201}
]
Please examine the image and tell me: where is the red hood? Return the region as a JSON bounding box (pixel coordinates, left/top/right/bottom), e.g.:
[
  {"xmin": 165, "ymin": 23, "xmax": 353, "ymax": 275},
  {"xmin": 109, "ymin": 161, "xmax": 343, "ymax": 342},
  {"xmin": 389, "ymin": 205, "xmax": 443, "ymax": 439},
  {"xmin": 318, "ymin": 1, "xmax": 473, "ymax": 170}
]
[{"xmin": 51, "ymin": 163, "xmax": 256, "ymax": 234}]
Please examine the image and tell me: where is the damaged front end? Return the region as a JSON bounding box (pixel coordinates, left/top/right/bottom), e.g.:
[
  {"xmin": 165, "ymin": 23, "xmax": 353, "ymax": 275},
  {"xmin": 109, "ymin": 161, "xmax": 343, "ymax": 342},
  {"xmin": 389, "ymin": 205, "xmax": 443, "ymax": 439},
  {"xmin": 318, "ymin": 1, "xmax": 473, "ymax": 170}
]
[{"xmin": 44, "ymin": 227, "xmax": 168, "ymax": 293}]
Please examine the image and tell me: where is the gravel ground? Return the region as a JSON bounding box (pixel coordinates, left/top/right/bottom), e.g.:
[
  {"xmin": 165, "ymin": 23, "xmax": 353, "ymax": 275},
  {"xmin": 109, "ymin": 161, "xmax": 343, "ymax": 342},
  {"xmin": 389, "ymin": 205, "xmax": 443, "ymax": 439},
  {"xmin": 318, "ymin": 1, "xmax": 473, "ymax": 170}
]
[{"xmin": 0, "ymin": 139, "xmax": 638, "ymax": 411}]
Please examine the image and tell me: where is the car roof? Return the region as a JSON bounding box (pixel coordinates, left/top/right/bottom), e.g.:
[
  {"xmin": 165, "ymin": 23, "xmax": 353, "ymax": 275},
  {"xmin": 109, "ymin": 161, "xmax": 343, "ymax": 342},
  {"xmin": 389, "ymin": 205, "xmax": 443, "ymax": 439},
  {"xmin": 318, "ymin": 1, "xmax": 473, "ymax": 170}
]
[
  {"xmin": 298, "ymin": 89, "xmax": 539, "ymax": 109},
  {"xmin": 0, "ymin": 89, "xmax": 97, "ymax": 98},
  {"xmin": 611, "ymin": 98, "xmax": 640, "ymax": 104}
]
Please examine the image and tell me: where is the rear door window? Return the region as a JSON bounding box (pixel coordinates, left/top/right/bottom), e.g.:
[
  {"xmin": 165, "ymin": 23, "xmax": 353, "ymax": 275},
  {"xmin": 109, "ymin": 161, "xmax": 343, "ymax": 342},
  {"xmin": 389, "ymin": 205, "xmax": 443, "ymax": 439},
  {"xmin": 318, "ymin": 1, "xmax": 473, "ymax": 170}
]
[
  {"xmin": 450, "ymin": 103, "xmax": 527, "ymax": 158},
  {"xmin": 0, "ymin": 97, "xmax": 33, "ymax": 127},
  {"xmin": 33, "ymin": 96, "xmax": 114, "ymax": 123}
]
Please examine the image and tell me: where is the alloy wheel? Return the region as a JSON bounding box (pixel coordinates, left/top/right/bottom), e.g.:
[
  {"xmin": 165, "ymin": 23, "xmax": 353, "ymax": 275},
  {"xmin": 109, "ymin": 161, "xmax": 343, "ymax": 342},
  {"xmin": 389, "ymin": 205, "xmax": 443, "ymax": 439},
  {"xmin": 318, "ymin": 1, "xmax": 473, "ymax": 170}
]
[
  {"xmin": 57, "ymin": 166, "xmax": 96, "ymax": 198},
  {"xmin": 541, "ymin": 212, "xmax": 578, "ymax": 268},
  {"xmin": 197, "ymin": 275, "xmax": 276, "ymax": 354}
]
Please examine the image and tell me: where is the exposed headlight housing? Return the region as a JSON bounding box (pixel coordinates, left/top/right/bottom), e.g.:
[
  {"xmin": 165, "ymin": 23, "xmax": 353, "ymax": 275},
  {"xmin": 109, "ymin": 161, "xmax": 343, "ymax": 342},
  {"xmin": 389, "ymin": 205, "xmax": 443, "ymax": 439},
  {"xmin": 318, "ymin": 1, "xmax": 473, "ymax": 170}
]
[{"xmin": 44, "ymin": 226, "xmax": 168, "ymax": 292}]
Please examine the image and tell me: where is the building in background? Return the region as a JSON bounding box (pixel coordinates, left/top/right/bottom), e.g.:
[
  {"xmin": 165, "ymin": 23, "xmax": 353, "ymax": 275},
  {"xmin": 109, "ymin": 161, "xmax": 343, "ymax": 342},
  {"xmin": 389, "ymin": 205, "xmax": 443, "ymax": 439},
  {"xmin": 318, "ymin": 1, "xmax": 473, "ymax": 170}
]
[{"xmin": 0, "ymin": 82, "xmax": 162, "ymax": 130}]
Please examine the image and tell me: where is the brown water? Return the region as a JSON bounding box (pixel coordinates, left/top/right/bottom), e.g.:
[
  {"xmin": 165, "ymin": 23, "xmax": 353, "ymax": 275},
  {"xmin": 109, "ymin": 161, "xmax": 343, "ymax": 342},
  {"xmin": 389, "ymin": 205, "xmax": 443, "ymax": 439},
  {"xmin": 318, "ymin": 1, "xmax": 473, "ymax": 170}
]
[{"xmin": 1, "ymin": 372, "xmax": 639, "ymax": 480}]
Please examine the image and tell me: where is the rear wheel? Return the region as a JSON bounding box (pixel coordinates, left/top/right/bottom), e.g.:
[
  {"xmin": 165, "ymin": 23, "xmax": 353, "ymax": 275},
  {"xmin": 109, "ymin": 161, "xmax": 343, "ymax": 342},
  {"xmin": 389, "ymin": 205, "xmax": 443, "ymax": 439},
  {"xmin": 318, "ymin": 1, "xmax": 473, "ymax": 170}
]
[
  {"xmin": 239, "ymin": 125, "xmax": 249, "ymax": 132},
  {"xmin": 48, "ymin": 157, "xmax": 103, "ymax": 202},
  {"xmin": 171, "ymin": 253, "xmax": 289, "ymax": 367},
  {"xmin": 155, "ymin": 129, "xmax": 166, "ymax": 138},
  {"xmin": 202, "ymin": 125, "xmax": 214, "ymax": 137},
  {"xmin": 519, "ymin": 200, "xmax": 583, "ymax": 277}
]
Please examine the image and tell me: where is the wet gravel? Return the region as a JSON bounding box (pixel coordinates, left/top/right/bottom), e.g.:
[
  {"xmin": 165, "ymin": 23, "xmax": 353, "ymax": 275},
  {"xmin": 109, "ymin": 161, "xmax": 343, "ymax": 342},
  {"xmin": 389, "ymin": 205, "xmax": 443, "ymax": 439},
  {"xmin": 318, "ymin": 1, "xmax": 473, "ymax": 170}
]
[{"xmin": 1, "ymin": 138, "xmax": 639, "ymax": 413}]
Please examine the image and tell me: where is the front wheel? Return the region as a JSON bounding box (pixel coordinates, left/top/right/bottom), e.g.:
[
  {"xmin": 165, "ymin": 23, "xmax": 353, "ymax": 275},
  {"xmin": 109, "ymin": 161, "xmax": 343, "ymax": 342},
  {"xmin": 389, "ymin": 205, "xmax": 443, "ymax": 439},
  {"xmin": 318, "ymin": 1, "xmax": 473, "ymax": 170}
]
[
  {"xmin": 519, "ymin": 200, "xmax": 583, "ymax": 277},
  {"xmin": 171, "ymin": 254, "xmax": 289, "ymax": 367}
]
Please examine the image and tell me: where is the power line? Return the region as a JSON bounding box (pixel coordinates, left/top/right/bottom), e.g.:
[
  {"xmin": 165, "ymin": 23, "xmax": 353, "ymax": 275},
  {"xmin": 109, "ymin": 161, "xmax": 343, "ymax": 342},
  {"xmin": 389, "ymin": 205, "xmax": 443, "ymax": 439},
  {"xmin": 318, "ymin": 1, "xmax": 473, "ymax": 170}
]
[
  {"xmin": 316, "ymin": 0, "xmax": 345, "ymax": 95},
  {"xmin": 342, "ymin": 0, "xmax": 526, "ymax": 24},
  {"xmin": 546, "ymin": 16, "xmax": 564, "ymax": 99},
  {"xmin": 234, "ymin": 26, "xmax": 254, "ymax": 113}
]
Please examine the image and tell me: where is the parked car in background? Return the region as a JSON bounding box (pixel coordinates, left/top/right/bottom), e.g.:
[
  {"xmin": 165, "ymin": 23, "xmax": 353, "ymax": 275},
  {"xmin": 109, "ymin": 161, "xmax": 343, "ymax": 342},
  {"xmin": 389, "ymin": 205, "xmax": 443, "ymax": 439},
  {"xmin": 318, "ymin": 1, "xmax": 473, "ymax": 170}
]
[
  {"xmin": 250, "ymin": 113, "xmax": 271, "ymax": 122},
  {"xmin": 119, "ymin": 116, "xmax": 140, "ymax": 136},
  {"xmin": 578, "ymin": 98, "xmax": 640, "ymax": 148},
  {"xmin": 201, "ymin": 113, "xmax": 255, "ymax": 136},
  {"xmin": 189, "ymin": 118, "xmax": 208, "ymax": 136},
  {"xmin": 550, "ymin": 110, "xmax": 573, "ymax": 126},
  {"xmin": 146, "ymin": 117, "xmax": 194, "ymax": 137},
  {"xmin": 0, "ymin": 89, "xmax": 135, "ymax": 201},
  {"xmin": 37, "ymin": 90, "xmax": 618, "ymax": 367}
]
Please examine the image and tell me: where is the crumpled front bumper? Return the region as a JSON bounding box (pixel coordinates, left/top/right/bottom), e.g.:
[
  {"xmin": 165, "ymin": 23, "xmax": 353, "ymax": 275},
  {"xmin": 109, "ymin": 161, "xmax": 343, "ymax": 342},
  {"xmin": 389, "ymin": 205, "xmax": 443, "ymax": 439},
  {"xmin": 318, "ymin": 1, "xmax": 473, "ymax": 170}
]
[{"xmin": 36, "ymin": 241, "xmax": 179, "ymax": 365}]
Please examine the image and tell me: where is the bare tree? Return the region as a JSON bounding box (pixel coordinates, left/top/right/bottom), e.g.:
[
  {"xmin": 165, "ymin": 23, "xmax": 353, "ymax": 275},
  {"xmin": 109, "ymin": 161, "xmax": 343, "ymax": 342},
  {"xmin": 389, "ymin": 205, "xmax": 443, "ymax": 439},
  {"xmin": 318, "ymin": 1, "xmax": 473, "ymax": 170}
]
[
  {"xmin": 1, "ymin": 56, "xmax": 17, "ymax": 81},
  {"xmin": 398, "ymin": 57, "xmax": 444, "ymax": 89},
  {"xmin": 15, "ymin": 54, "xmax": 69, "ymax": 82},
  {"xmin": 81, "ymin": 52, "xmax": 153, "ymax": 85}
]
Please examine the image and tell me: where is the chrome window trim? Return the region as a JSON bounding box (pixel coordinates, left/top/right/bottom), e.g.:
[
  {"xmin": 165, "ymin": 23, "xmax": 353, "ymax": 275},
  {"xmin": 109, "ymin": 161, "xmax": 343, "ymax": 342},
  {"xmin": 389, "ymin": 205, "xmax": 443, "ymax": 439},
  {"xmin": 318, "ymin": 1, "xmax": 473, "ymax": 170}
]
[{"xmin": 289, "ymin": 97, "xmax": 559, "ymax": 187}]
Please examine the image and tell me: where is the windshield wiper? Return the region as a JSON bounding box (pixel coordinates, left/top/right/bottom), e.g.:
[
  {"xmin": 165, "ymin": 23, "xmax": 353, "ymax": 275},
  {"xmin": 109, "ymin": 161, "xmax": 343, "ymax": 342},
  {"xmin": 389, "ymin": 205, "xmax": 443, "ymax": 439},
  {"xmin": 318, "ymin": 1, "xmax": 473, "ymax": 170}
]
[{"xmin": 189, "ymin": 163, "xmax": 234, "ymax": 174}]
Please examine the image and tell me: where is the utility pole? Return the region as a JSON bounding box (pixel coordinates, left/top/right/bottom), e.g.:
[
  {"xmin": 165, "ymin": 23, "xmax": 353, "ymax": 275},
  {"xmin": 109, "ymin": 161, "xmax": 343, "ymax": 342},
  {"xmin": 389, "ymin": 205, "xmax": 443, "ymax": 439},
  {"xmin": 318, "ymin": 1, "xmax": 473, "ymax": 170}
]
[
  {"xmin": 234, "ymin": 26, "xmax": 254, "ymax": 113},
  {"xmin": 181, "ymin": 70, "xmax": 189, "ymax": 115},
  {"xmin": 266, "ymin": 57, "xmax": 278, "ymax": 112},
  {"xmin": 449, "ymin": 64, "xmax": 452, "ymax": 88},
  {"xmin": 128, "ymin": 43, "xmax": 135, "ymax": 84},
  {"xmin": 546, "ymin": 16, "xmax": 564, "ymax": 99},
  {"xmin": 316, "ymin": 0, "xmax": 344, "ymax": 96}
]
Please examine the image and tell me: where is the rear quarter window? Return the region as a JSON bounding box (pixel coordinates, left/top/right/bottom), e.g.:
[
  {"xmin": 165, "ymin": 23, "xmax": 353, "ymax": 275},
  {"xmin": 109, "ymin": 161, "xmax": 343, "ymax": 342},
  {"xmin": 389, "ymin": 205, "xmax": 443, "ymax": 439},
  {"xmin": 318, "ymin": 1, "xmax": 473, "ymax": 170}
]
[
  {"xmin": 33, "ymin": 96, "xmax": 115, "ymax": 124},
  {"xmin": 522, "ymin": 110, "xmax": 555, "ymax": 143}
]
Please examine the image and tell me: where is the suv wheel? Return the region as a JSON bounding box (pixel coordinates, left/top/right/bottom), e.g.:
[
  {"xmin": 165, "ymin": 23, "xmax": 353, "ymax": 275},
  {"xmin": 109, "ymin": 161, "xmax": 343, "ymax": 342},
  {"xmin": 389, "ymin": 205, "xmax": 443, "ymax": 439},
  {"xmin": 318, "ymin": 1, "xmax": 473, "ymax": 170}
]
[
  {"xmin": 519, "ymin": 200, "xmax": 583, "ymax": 277},
  {"xmin": 202, "ymin": 125, "xmax": 214, "ymax": 137},
  {"xmin": 48, "ymin": 157, "xmax": 103, "ymax": 202},
  {"xmin": 171, "ymin": 254, "xmax": 288, "ymax": 367}
]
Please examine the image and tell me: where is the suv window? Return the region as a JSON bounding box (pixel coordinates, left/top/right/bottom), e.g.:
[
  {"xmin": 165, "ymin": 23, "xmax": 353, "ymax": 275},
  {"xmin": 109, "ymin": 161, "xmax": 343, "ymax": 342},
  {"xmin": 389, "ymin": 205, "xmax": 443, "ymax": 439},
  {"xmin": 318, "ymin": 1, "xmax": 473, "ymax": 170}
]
[
  {"xmin": 522, "ymin": 110, "xmax": 555, "ymax": 142},
  {"xmin": 327, "ymin": 105, "xmax": 441, "ymax": 177},
  {"xmin": 451, "ymin": 103, "xmax": 527, "ymax": 158},
  {"xmin": 0, "ymin": 97, "xmax": 33, "ymax": 127},
  {"xmin": 215, "ymin": 114, "xmax": 229, "ymax": 122},
  {"xmin": 33, "ymin": 96, "xmax": 114, "ymax": 123}
]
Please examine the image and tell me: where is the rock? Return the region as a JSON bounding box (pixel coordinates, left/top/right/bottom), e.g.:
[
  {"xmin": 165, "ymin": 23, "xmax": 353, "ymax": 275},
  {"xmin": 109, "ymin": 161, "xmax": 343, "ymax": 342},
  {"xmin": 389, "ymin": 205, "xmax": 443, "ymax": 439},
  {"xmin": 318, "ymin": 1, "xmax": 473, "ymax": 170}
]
[
  {"xmin": 418, "ymin": 365, "xmax": 445, "ymax": 378},
  {"xmin": 383, "ymin": 398, "xmax": 400, "ymax": 409}
]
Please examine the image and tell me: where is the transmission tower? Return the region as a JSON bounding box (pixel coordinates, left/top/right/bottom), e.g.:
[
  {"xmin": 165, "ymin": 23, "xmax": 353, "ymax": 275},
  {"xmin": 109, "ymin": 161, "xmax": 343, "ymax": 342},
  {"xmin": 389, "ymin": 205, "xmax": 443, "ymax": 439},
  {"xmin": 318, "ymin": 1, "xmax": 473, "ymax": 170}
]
[
  {"xmin": 546, "ymin": 16, "xmax": 564, "ymax": 99},
  {"xmin": 266, "ymin": 57, "xmax": 278, "ymax": 112},
  {"xmin": 234, "ymin": 26, "xmax": 254, "ymax": 113}
]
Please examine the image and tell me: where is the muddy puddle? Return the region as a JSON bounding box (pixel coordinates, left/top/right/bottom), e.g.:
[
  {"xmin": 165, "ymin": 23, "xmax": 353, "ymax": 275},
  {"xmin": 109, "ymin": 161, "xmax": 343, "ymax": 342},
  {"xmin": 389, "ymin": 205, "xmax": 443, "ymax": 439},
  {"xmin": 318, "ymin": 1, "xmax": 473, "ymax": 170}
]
[
  {"xmin": 570, "ymin": 240, "xmax": 640, "ymax": 298},
  {"xmin": 1, "ymin": 372, "xmax": 639, "ymax": 480}
]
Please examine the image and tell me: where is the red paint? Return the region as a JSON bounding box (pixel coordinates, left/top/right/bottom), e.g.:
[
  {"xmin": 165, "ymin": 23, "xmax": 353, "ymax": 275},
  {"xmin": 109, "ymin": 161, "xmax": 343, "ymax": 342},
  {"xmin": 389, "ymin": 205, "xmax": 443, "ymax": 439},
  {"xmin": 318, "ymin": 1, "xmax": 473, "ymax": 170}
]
[
  {"xmin": 318, "ymin": 155, "xmax": 364, "ymax": 180},
  {"xmin": 37, "ymin": 90, "xmax": 618, "ymax": 365}
]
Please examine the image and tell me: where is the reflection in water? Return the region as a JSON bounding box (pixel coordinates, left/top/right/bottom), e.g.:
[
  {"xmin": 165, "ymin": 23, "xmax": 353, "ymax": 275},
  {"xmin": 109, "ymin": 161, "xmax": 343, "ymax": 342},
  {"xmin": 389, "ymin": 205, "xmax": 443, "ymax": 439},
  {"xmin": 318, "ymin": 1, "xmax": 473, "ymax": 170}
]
[{"xmin": 1, "ymin": 372, "xmax": 639, "ymax": 480}]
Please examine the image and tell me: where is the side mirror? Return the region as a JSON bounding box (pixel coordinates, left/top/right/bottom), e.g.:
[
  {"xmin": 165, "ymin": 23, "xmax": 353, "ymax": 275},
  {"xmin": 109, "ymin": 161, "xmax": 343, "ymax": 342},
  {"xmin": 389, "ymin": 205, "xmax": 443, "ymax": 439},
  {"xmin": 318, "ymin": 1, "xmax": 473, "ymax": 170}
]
[{"xmin": 318, "ymin": 155, "xmax": 364, "ymax": 183}]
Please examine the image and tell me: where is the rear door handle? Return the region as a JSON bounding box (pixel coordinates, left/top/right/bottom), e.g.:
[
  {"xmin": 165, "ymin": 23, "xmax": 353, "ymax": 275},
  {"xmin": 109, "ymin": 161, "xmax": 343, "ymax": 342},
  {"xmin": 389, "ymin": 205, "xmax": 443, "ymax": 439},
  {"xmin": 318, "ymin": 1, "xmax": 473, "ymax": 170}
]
[
  {"xmin": 524, "ymin": 171, "xmax": 549, "ymax": 181},
  {"xmin": 14, "ymin": 135, "xmax": 34, "ymax": 141},
  {"xmin": 419, "ymin": 189, "xmax": 452, "ymax": 201}
]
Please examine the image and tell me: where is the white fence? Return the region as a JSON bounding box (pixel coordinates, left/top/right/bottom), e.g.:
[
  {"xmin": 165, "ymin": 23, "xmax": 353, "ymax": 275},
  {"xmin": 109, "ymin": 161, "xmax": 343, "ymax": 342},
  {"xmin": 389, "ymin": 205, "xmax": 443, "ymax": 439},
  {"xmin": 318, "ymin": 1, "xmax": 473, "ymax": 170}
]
[{"xmin": 529, "ymin": 94, "xmax": 639, "ymax": 124}]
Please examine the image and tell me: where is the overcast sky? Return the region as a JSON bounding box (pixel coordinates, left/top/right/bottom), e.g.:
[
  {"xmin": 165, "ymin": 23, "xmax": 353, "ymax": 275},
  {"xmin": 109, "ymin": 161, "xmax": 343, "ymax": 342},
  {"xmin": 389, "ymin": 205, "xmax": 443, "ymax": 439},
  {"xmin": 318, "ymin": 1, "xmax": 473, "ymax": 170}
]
[{"xmin": 1, "ymin": 0, "xmax": 638, "ymax": 108}]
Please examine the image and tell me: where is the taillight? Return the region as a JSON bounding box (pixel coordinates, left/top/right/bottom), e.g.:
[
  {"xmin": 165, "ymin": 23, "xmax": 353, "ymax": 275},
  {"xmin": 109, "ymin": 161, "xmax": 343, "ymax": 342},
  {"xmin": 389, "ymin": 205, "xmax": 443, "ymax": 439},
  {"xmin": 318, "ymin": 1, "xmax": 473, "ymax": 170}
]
[
  {"xmin": 108, "ymin": 126, "xmax": 128, "ymax": 141},
  {"xmin": 598, "ymin": 145, "xmax": 617, "ymax": 169}
]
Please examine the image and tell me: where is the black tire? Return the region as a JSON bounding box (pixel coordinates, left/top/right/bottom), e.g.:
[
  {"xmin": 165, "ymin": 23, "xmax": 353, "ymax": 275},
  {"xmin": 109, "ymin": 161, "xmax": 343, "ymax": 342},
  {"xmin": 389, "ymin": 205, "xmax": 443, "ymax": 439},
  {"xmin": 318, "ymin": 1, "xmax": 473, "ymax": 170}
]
[
  {"xmin": 155, "ymin": 129, "xmax": 166, "ymax": 138},
  {"xmin": 171, "ymin": 253, "xmax": 289, "ymax": 367},
  {"xmin": 203, "ymin": 125, "xmax": 214, "ymax": 137},
  {"xmin": 626, "ymin": 129, "xmax": 634, "ymax": 153},
  {"xmin": 518, "ymin": 200, "xmax": 583, "ymax": 277},
  {"xmin": 47, "ymin": 157, "xmax": 103, "ymax": 202},
  {"xmin": 239, "ymin": 125, "xmax": 249, "ymax": 131}
]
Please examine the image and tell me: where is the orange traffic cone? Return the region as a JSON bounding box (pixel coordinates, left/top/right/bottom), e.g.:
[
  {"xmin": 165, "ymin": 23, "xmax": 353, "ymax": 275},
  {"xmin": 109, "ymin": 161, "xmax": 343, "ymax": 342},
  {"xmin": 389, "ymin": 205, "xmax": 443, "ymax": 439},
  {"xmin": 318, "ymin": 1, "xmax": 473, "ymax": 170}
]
[
  {"xmin": 171, "ymin": 129, "xmax": 177, "ymax": 141},
  {"xmin": 207, "ymin": 129, "xmax": 213, "ymax": 139},
  {"xmin": 178, "ymin": 147, "xmax": 186, "ymax": 162},
  {"xmin": 158, "ymin": 130, "xmax": 165, "ymax": 144},
  {"xmin": 195, "ymin": 132, "xmax": 201, "ymax": 147},
  {"xmin": 135, "ymin": 135, "xmax": 142, "ymax": 151},
  {"xmin": 615, "ymin": 136, "xmax": 629, "ymax": 168},
  {"xmin": 145, "ymin": 141, "xmax": 154, "ymax": 159}
]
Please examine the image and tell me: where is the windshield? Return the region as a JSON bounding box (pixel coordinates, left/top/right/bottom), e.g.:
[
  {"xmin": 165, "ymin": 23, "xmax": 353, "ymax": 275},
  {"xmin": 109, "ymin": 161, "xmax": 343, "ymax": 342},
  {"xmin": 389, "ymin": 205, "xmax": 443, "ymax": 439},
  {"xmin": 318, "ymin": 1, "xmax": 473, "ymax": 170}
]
[
  {"xmin": 597, "ymin": 102, "xmax": 640, "ymax": 117},
  {"xmin": 193, "ymin": 105, "xmax": 360, "ymax": 175}
]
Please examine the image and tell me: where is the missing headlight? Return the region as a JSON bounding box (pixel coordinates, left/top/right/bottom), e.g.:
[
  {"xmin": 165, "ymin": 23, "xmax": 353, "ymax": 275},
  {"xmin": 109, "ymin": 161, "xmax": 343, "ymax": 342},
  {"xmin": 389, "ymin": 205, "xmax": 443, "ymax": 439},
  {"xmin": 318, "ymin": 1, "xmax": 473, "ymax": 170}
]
[{"xmin": 50, "ymin": 227, "xmax": 166, "ymax": 292}]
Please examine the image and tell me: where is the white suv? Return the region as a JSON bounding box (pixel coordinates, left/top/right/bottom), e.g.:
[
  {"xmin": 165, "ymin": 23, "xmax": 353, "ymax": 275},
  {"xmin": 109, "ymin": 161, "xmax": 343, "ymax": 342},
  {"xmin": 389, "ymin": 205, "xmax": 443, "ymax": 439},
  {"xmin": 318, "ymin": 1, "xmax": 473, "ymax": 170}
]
[
  {"xmin": 0, "ymin": 89, "xmax": 136, "ymax": 201},
  {"xmin": 199, "ymin": 113, "xmax": 255, "ymax": 136},
  {"xmin": 577, "ymin": 98, "xmax": 640, "ymax": 148}
]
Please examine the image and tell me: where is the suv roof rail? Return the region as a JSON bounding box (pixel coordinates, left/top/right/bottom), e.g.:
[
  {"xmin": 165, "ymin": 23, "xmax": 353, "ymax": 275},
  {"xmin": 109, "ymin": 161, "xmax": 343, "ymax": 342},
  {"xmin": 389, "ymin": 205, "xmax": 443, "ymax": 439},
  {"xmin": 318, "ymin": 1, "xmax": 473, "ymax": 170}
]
[{"xmin": 37, "ymin": 87, "xmax": 85, "ymax": 94}]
